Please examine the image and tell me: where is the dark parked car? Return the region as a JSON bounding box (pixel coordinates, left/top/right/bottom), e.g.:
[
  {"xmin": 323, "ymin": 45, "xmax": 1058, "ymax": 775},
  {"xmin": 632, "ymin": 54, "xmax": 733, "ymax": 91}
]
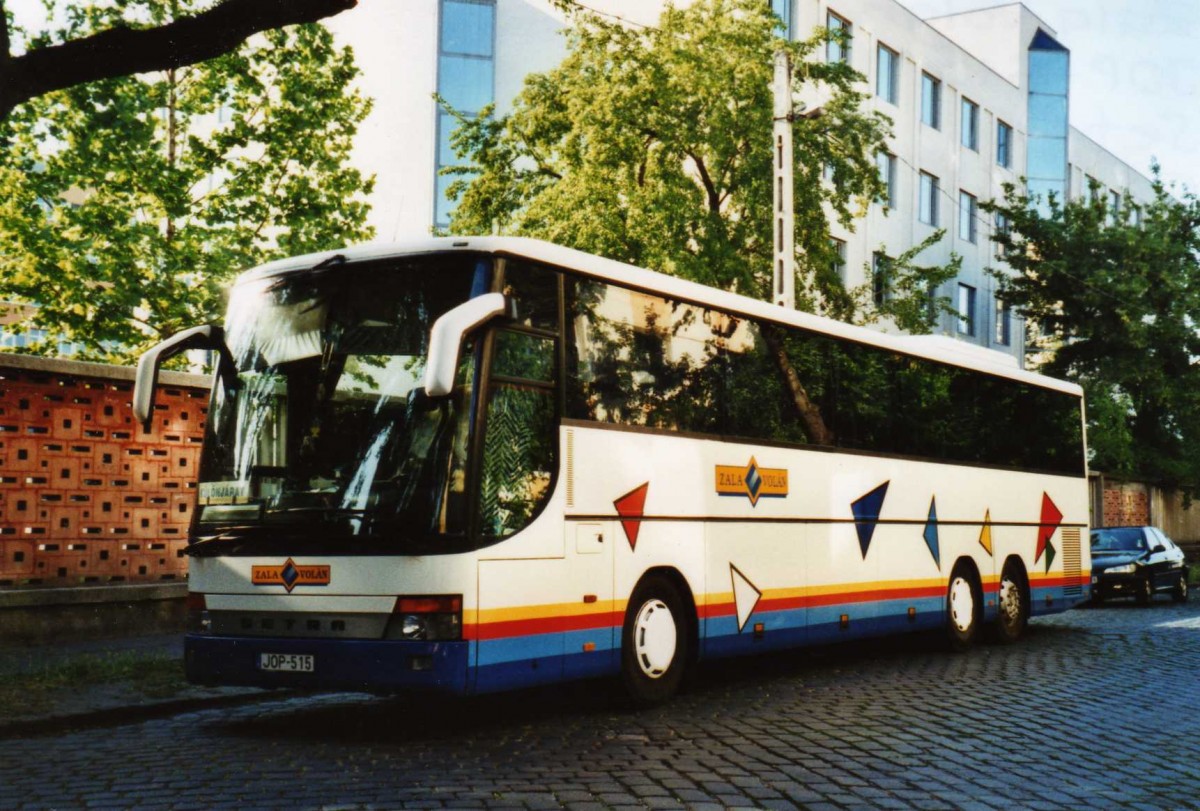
[{"xmin": 1090, "ymin": 526, "xmax": 1188, "ymax": 604}]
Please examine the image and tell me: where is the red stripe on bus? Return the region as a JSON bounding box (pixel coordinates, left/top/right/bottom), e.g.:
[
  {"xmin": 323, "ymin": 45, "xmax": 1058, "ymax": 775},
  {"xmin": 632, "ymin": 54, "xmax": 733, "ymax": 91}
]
[{"xmin": 470, "ymin": 610, "xmax": 623, "ymax": 641}]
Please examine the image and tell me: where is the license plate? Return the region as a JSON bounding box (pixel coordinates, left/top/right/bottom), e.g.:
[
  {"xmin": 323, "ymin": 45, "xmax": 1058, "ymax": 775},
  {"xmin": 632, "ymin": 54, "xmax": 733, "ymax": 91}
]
[{"xmin": 259, "ymin": 653, "xmax": 314, "ymax": 673}]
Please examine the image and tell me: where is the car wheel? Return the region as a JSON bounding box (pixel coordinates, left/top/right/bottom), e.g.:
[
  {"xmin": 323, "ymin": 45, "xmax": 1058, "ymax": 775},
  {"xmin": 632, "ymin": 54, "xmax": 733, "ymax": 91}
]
[
  {"xmin": 1135, "ymin": 575, "xmax": 1153, "ymax": 605},
  {"xmin": 946, "ymin": 563, "xmax": 981, "ymax": 651},
  {"xmin": 1173, "ymin": 573, "xmax": 1188, "ymax": 603},
  {"xmin": 620, "ymin": 574, "xmax": 689, "ymax": 706},
  {"xmin": 992, "ymin": 561, "xmax": 1028, "ymax": 644}
]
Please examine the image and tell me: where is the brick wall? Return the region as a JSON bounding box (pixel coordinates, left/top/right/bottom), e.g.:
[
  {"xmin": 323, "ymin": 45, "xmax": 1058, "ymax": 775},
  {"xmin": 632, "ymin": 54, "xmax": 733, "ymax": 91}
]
[
  {"xmin": 0, "ymin": 355, "xmax": 209, "ymax": 587},
  {"xmin": 1102, "ymin": 485, "xmax": 1149, "ymax": 527}
]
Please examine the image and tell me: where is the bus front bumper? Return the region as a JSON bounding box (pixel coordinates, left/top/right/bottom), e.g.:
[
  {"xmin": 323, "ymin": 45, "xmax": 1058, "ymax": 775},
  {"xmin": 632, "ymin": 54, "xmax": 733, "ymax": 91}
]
[{"xmin": 184, "ymin": 634, "xmax": 470, "ymax": 694}]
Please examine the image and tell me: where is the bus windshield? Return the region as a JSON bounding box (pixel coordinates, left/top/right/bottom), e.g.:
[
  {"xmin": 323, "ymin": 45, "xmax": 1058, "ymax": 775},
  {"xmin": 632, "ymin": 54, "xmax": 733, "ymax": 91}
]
[{"xmin": 195, "ymin": 254, "xmax": 492, "ymax": 546}]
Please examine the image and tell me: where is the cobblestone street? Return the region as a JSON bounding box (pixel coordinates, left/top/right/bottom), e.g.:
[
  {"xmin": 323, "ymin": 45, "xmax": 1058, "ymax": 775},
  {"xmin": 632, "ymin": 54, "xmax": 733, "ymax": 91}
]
[{"xmin": 3, "ymin": 598, "xmax": 1198, "ymax": 810}]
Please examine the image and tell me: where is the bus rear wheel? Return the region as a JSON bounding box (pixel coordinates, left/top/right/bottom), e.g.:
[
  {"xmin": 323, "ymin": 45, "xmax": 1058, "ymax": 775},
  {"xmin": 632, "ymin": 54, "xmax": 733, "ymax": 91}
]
[
  {"xmin": 946, "ymin": 563, "xmax": 981, "ymax": 651},
  {"xmin": 620, "ymin": 574, "xmax": 689, "ymax": 707},
  {"xmin": 992, "ymin": 560, "xmax": 1029, "ymax": 644}
]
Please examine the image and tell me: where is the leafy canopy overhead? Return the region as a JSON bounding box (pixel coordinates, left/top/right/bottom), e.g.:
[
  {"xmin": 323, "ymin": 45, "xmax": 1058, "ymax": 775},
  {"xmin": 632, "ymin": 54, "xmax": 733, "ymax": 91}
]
[
  {"xmin": 0, "ymin": 0, "xmax": 374, "ymax": 360},
  {"xmin": 442, "ymin": 0, "xmax": 957, "ymax": 331},
  {"xmin": 985, "ymin": 173, "xmax": 1200, "ymax": 490}
]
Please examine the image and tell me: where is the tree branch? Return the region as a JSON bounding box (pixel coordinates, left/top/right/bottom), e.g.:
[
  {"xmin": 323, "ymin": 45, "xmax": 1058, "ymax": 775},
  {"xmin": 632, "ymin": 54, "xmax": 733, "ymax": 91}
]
[
  {"xmin": 684, "ymin": 148, "xmax": 721, "ymax": 214},
  {"xmin": 0, "ymin": 0, "xmax": 356, "ymax": 120},
  {"xmin": 1, "ymin": 0, "xmax": 11, "ymax": 69}
]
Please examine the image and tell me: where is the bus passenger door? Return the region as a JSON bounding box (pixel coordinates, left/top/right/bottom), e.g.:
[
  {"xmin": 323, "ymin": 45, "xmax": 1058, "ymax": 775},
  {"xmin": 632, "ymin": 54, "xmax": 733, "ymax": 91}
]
[{"xmin": 563, "ymin": 520, "xmax": 616, "ymax": 680}]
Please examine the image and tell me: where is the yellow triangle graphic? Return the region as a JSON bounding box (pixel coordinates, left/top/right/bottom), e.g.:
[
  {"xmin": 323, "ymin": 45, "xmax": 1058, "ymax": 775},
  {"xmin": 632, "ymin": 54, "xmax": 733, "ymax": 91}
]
[{"xmin": 979, "ymin": 509, "xmax": 993, "ymax": 556}]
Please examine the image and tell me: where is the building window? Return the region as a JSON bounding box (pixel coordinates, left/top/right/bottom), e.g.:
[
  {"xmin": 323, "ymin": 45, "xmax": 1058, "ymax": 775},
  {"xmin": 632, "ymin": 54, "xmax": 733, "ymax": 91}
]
[
  {"xmin": 831, "ymin": 237, "xmax": 847, "ymax": 283},
  {"xmin": 872, "ymin": 252, "xmax": 890, "ymax": 306},
  {"xmin": 435, "ymin": 0, "xmax": 497, "ymax": 227},
  {"xmin": 994, "ymin": 298, "xmax": 1012, "ymax": 346},
  {"xmin": 997, "ymin": 120, "xmax": 1012, "ymax": 168},
  {"xmin": 876, "ymin": 151, "xmax": 896, "ymax": 209},
  {"xmin": 1130, "ymin": 204, "xmax": 1143, "ymax": 227},
  {"xmin": 826, "ymin": 11, "xmax": 851, "ymax": 64},
  {"xmin": 1027, "ymin": 28, "xmax": 1070, "ymax": 215},
  {"xmin": 993, "ymin": 211, "xmax": 1010, "ymax": 258},
  {"xmin": 876, "ymin": 43, "xmax": 899, "ymax": 104},
  {"xmin": 957, "ymin": 283, "xmax": 976, "ymax": 336},
  {"xmin": 959, "ymin": 190, "xmax": 978, "ymax": 243},
  {"xmin": 1108, "ymin": 190, "xmax": 1121, "ymax": 226},
  {"xmin": 921, "ymin": 72, "xmax": 941, "ymax": 130},
  {"xmin": 961, "ymin": 97, "xmax": 979, "ymax": 151},
  {"xmin": 919, "ymin": 171, "xmax": 939, "ymax": 226},
  {"xmin": 770, "ymin": 0, "xmax": 791, "ymax": 37},
  {"xmin": 1085, "ymin": 175, "xmax": 1100, "ymax": 205}
]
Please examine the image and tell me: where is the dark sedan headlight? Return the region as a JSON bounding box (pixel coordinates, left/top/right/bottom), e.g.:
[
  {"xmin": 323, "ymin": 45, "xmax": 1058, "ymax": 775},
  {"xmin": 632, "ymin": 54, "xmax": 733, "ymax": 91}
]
[{"xmin": 1106, "ymin": 563, "xmax": 1137, "ymax": 574}]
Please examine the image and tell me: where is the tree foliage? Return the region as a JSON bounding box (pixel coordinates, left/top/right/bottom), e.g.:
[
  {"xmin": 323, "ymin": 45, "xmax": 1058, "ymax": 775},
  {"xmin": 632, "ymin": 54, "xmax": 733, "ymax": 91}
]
[
  {"xmin": 0, "ymin": 1, "xmax": 374, "ymax": 360},
  {"xmin": 441, "ymin": 0, "xmax": 957, "ymax": 331},
  {"xmin": 984, "ymin": 173, "xmax": 1200, "ymax": 489}
]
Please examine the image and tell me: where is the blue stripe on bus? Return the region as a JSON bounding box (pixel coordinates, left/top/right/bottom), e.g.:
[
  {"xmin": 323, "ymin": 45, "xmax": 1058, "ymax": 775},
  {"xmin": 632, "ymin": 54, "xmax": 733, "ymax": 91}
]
[{"xmin": 472, "ymin": 586, "xmax": 1088, "ymax": 692}]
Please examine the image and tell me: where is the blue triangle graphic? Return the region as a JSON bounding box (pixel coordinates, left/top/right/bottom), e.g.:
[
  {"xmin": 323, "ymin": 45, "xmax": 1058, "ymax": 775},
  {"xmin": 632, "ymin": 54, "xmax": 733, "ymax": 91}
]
[
  {"xmin": 923, "ymin": 496, "xmax": 940, "ymax": 569},
  {"xmin": 851, "ymin": 481, "xmax": 889, "ymax": 559}
]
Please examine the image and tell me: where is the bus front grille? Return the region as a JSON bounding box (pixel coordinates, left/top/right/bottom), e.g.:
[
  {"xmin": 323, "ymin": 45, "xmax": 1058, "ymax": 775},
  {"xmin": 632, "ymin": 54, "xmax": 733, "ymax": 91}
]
[{"xmin": 209, "ymin": 611, "xmax": 388, "ymax": 639}]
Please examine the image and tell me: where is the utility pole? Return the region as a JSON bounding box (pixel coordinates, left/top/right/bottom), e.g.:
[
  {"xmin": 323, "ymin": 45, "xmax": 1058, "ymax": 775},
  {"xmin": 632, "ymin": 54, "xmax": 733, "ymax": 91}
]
[{"xmin": 772, "ymin": 50, "xmax": 795, "ymax": 310}]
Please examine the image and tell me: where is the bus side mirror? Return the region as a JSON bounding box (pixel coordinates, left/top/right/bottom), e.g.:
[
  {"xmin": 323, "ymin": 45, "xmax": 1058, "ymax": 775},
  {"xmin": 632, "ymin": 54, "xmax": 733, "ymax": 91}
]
[
  {"xmin": 134, "ymin": 325, "xmax": 239, "ymax": 431},
  {"xmin": 424, "ymin": 292, "xmax": 509, "ymax": 397}
]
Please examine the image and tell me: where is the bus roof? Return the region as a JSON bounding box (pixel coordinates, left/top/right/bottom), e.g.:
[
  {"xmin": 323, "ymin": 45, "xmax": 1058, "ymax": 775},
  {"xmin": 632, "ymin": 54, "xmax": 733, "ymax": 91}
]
[{"xmin": 238, "ymin": 236, "xmax": 1082, "ymax": 397}]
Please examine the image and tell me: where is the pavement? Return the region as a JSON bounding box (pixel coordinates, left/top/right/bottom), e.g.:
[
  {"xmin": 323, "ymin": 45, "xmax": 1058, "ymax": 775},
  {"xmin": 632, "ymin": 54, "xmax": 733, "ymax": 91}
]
[{"xmin": 1, "ymin": 594, "xmax": 1199, "ymax": 808}]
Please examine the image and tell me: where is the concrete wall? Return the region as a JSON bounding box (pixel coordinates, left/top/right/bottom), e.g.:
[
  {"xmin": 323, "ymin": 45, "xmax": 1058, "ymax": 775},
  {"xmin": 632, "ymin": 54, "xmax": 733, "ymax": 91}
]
[{"xmin": 0, "ymin": 355, "xmax": 209, "ymax": 588}]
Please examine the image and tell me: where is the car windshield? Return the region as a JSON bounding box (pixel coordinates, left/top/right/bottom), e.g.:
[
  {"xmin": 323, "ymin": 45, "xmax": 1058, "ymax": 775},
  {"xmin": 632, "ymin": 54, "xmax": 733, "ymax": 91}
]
[
  {"xmin": 1090, "ymin": 527, "xmax": 1147, "ymax": 553},
  {"xmin": 195, "ymin": 253, "xmax": 492, "ymax": 545}
]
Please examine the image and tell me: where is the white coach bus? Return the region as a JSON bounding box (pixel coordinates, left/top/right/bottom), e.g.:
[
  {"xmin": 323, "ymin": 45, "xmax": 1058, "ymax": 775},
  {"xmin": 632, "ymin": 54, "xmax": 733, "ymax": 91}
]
[{"xmin": 134, "ymin": 237, "xmax": 1091, "ymax": 704}]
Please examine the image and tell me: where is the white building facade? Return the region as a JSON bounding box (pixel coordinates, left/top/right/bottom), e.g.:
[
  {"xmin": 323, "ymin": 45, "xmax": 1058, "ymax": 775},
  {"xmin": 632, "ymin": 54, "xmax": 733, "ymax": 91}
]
[{"xmin": 327, "ymin": 0, "xmax": 1156, "ymax": 364}]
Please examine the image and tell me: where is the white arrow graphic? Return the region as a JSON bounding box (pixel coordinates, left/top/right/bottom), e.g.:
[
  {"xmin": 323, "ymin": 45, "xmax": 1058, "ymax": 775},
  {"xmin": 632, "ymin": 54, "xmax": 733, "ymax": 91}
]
[{"xmin": 730, "ymin": 564, "xmax": 763, "ymax": 633}]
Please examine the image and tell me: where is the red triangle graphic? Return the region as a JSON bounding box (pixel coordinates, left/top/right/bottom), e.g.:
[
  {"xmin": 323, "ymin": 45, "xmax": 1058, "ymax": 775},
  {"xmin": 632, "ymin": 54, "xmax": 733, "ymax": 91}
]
[
  {"xmin": 1036, "ymin": 492, "xmax": 1063, "ymax": 563},
  {"xmin": 614, "ymin": 482, "xmax": 649, "ymax": 551}
]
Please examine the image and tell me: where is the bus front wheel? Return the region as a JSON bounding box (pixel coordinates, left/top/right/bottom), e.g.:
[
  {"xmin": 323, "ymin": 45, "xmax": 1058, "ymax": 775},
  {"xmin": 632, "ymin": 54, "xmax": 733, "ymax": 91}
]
[
  {"xmin": 620, "ymin": 574, "xmax": 689, "ymax": 706},
  {"xmin": 946, "ymin": 563, "xmax": 981, "ymax": 651}
]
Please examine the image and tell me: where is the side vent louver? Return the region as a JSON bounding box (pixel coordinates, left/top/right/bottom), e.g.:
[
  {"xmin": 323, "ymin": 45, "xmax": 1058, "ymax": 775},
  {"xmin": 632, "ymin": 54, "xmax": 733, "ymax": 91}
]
[
  {"xmin": 565, "ymin": 429, "xmax": 575, "ymax": 508},
  {"xmin": 1062, "ymin": 527, "xmax": 1082, "ymax": 597}
]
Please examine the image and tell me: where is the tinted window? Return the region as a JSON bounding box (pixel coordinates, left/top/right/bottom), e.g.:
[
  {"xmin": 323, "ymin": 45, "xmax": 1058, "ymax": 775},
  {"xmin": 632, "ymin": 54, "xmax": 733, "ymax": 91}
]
[{"xmin": 566, "ymin": 276, "xmax": 1084, "ymax": 475}]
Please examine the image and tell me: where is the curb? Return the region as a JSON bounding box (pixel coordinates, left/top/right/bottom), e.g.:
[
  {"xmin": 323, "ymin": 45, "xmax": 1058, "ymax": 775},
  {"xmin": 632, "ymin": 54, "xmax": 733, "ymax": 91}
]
[{"xmin": 0, "ymin": 688, "xmax": 305, "ymax": 739}]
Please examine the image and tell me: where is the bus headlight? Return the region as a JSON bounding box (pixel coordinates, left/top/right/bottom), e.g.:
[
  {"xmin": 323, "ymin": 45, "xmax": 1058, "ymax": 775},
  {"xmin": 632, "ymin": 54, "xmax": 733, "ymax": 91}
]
[
  {"xmin": 400, "ymin": 615, "xmax": 426, "ymax": 639},
  {"xmin": 384, "ymin": 595, "xmax": 462, "ymax": 641}
]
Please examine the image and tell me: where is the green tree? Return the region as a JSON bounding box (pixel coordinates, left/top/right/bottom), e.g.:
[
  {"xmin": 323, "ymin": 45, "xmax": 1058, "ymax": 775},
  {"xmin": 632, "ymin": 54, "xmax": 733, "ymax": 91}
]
[
  {"xmin": 0, "ymin": 0, "xmax": 374, "ymax": 360},
  {"xmin": 984, "ymin": 173, "xmax": 1200, "ymax": 489},
  {"xmin": 441, "ymin": 0, "xmax": 956, "ymax": 331}
]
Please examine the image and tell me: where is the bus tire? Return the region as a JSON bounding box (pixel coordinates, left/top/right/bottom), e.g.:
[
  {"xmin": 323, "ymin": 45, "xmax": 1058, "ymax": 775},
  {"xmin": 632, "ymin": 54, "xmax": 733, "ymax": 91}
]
[
  {"xmin": 946, "ymin": 562, "xmax": 981, "ymax": 652},
  {"xmin": 991, "ymin": 558, "xmax": 1029, "ymax": 644},
  {"xmin": 620, "ymin": 574, "xmax": 689, "ymax": 707}
]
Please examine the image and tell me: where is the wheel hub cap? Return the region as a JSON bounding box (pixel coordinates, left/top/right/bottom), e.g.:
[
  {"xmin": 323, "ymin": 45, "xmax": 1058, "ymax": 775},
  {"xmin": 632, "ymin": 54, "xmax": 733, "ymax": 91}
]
[
  {"xmin": 999, "ymin": 577, "xmax": 1021, "ymax": 623},
  {"xmin": 634, "ymin": 599, "xmax": 677, "ymax": 678},
  {"xmin": 949, "ymin": 577, "xmax": 975, "ymax": 633}
]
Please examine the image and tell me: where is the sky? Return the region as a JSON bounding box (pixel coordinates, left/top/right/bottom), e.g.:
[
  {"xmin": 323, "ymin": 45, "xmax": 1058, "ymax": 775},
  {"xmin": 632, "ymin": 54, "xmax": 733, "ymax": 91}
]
[
  {"xmin": 898, "ymin": 0, "xmax": 1200, "ymax": 193},
  {"xmin": 7, "ymin": 0, "xmax": 1199, "ymax": 193}
]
